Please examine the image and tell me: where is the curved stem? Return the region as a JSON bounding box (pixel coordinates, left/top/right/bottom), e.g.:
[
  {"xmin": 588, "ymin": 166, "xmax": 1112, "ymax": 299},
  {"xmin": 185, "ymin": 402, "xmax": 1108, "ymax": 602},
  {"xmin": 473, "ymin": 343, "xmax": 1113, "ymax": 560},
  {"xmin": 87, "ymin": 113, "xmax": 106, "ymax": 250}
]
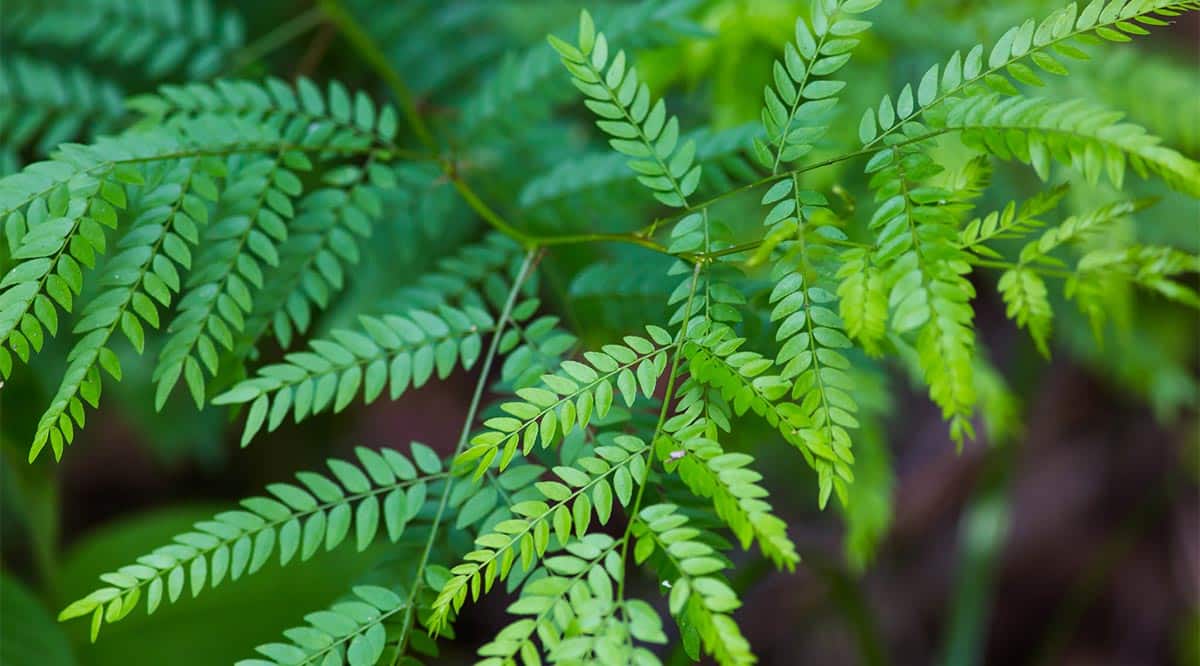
[
  {"xmin": 447, "ymin": 174, "xmax": 536, "ymax": 247},
  {"xmin": 292, "ymin": 0, "xmax": 963, "ymax": 268},
  {"xmin": 460, "ymin": 341, "xmax": 674, "ymax": 468},
  {"xmin": 431, "ymin": 439, "xmax": 651, "ymax": 631},
  {"xmin": 316, "ymin": 0, "xmax": 434, "ymax": 150}
]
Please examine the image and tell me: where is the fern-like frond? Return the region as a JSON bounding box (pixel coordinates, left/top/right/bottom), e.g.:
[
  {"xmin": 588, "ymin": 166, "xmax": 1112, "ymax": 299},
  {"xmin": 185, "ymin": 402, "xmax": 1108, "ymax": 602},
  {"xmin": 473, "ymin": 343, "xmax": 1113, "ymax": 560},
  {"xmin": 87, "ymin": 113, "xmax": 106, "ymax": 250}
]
[
  {"xmin": 0, "ymin": 55, "xmax": 126, "ymax": 171},
  {"xmin": 461, "ymin": 0, "xmax": 700, "ymax": 142},
  {"xmin": 550, "ymin": 11, "xmax": 702, "ymax": 208},
  {"xmin": 958, "ymin": 184, "xmax": 1068, "ymax": 256},
  {"xmin": 0, "ymin": 152, "xmax": 135, "ymax": 383},
  {"xmin": 757, "ymin": 0, "xmax": 880, "ymax": 173},
  {"xmin": 665, "ymin": 219, "xmax": 748, "ymax": 327},
  {"xmin": 835, "ymin": 247, "xmax": 888, "ymax": 355},
  {"xmin": 234, "ymin": 170, "xmax": 384, "ymax": 355},
  {"xmin": 374, "ymin": 233, "xmax": 530, "ymax": 322},
  {"xmin": 235, "ymin": 585, "xmax": 405, "ymax": 666},
  {"xmin": 1084, "ymin": 245, "xmax": 1199, "ymax": 295},
  {"xmin": 4, "ymin": 1, "xmax": 1196, "ymax": 661},
  {"xmin": 59, "ymin": 444, "xmax": 448, "ymax": 640},
  {"xmin": 2, "ymin": 78, "xmax": 396, "ymax": 412},
  {"xmin": 1021, "ymin": 199, "xmax": 1144, "ymax": 257},
  {"xmin": 519, "ymin": 123, "xmax": 760, "ymax": 209},
  {"xmin": 480, "ymin": 532, "xmax": 667, "ymax": 665},
  {"xmin": 28, "ymin": 157, "xmax": 223, "ymax": 461},
  {"xmin": 458, "ymin": 325, "xmax": 674, "ymax": 476},
  {"xmin": 238, "ymin": 460, "xmax": 548, "ymax": 666},
  {"xmin": 939, "ymin": 94, "xmax": 1200, "ymax": 195},
  {"xmin": 633, "ymin": 503, "xmax": 755, "ymax": 666},
  {"xmin": 151, "ymin": 153, "xmax": 298, "ymax": 409},
  {"xmin": 998, "ymin": 267, "xmax": 1054, "ymax": 356},
  {"xmin": 214, "ymin": 298, "xmax": 536, "ymax": 446},
  {"xmin": 498, "ymin": 313, "xmax": 581, "ymax": 393},
  {"xmin": 3, "ymin": 0, "xmax": 244, "ymax": 79},
  {"xmin": 430, "ymin": 434, "xmax": 651, "ymax": 631},
  {"xmin": 126, "ymin": 78, "xmax": 400, "ymax": 409},
  {"xmin": 655, "ymin": 401, "xmax": 800, "ymax": 570},
  {"xmin": 131, "ymin": 78, "xmax": 400, "ymax": 154},
  {"xmin": 998, "ymin": 199, "xmax": 1199, "ymax": 344},
  {"xmin": 567, "ymin": 255, "xmax": 674, "ymax": 333},
  {"xmin": 768, "ymin": 270, "xmax": 860, "ymax": 495},
  {"xmin": 759, "ymin": 175, "xmax": 862, "ymax": 479},
  {"xmin": 865, "ymin": 144, "xmax": 978, "ymax": 444},
  {"xmin": 1070, "ymin": 49, "xmax": 1200, "ymax": 154},
  {"xmin": 683, "ymin": 322, "xmax": 852, "ymax": 508},
  {"xmin": 236, "ymin": 221, "xmax": 524, "ymax": 374},
  {"xmin": 856, "ymin": 0, "xmax": 1200, "ymax": 152}
]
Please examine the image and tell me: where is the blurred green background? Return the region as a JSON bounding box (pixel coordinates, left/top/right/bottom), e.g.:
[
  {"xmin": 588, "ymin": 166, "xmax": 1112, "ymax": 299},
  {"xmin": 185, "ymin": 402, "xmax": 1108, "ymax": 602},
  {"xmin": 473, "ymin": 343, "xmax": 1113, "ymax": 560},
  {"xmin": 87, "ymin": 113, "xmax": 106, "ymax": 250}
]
[{"xmin": 1, "ymin": 0, "xmax": 1197, "ymax": 664}]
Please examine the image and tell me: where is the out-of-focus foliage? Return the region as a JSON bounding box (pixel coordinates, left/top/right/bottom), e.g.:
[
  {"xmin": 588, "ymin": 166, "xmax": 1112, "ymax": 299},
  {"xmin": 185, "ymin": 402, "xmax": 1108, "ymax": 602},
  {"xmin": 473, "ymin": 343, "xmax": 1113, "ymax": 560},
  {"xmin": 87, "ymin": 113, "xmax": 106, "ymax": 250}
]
[
  {"xmin": 1, "ymin": 571, "xmax": 75, "ymax": 666},
  {"xmin": 1, "ymin": 1, "xmax": 1197, "ymax": 665}
]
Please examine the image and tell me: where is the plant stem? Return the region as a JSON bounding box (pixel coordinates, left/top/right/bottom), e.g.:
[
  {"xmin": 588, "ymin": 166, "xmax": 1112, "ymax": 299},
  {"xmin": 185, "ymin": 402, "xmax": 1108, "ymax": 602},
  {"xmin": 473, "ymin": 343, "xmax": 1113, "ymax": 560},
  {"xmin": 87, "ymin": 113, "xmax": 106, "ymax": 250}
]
[
  {"xmin": 318, "ymin": 0, "xmax": 551, "ymax": 254},
  {"xmin": 294, "ymin": 22, "xmax": 336, "ymax": 77},
  {"xmin": 968, "ymin": 258, "xmax": 1074, "ymax": 279},
  {"xmin": 227, "ymin": 7, "xmax": 325, "ymax": 73},
  {"xmin": 446, "ymin": 173, "xmax": 536, "ymax": 247},
  {"xmin": 389, "ymin": 249, "xmax": 540, "ymax": 663},
  {"xmin": 316, "ymin": 0, "xmax": 434, "ymax": 150},
  {"xmin": 636, "ymin": 130, "xmax": 954, "ymax": 238},
  {"xmin": 314, "ymin": 0, "xmax": 1024, "ymax": 287},
  {"xmin": 614, "ymin": 261, "xmax": 704, "ymax": 607},
  {"xmin": 537, "ymin": 231, "xmax": 667, "ymax": 253},
  {"xmin": 309, "ymin": 0, "xmax": 941, "ymax": 268}
]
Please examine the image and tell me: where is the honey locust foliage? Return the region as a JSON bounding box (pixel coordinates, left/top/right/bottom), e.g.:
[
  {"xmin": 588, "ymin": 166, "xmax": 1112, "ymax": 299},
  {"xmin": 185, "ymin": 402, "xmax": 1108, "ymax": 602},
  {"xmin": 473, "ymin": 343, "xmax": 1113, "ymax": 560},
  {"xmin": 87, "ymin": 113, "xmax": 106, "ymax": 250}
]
[{"xmin": 1, "ymin": 1, "xmax": 1196, "ymax": 665}]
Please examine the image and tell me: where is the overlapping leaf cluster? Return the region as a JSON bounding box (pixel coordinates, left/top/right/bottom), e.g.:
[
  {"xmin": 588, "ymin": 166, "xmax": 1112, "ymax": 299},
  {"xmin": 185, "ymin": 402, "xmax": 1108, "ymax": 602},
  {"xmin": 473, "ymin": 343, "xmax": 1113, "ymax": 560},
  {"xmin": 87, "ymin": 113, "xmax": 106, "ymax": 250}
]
[{"xmin": 3, "ymin": 1, "xmax": 1198, "ymax": 665}]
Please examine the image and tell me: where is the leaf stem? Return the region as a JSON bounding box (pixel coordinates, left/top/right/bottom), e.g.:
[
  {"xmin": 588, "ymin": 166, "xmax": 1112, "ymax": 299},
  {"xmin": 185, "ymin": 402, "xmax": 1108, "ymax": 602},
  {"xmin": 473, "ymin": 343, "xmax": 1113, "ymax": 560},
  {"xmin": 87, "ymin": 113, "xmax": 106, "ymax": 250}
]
[
  {"xmin": 445, "ymin": 173, "xmax": 536, "ymax": 247},
  {"xmin": 389, "ymin": 249, "xmax": 540, "ymax": 662},
  {"xmin": 771, "ymin": 11, "xmax": 836, "ymax": 175},
  {"xmin": 227, "ymin": 6, "xmax": 325, "ymax": 73},
  {"xmin": 968, "ymin": 258, "xmax": 1074, "ymax": 279},
  {"xmin": 614, "ymin": 261, "xmax": 704, "ymax": 607},
  {"xmin": 537, "ymin": 231, "xmax": 668, "ymax": 254},
  {"xmin": 305, "ymin": 1, "xmax": 958, "ymax": 268},
  {"xmin": 860, "ymin": 1, "xmax": 1185, "ymax": 155},
  {"xmin": 316, "ymin": 0, "xmax": 434, "ymax": 150},
  {"xmin": 636, "ymin": 130, "xmax": 953, "ymax": 239}
]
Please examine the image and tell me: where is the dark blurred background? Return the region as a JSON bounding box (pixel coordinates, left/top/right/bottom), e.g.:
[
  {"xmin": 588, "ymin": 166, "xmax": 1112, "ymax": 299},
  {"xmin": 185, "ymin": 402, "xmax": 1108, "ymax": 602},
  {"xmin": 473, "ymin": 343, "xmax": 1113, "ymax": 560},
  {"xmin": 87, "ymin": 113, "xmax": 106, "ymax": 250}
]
[{"xmin": 1, "ymin": 1, "xmax": 1198, "ymax": 665}]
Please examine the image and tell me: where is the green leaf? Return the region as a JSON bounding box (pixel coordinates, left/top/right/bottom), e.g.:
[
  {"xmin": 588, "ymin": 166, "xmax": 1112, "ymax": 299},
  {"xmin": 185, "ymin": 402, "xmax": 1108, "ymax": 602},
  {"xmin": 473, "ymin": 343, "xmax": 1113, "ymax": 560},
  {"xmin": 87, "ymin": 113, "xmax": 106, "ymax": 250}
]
[
  {"xmin": 355, "ymin": 496, "xmax": 380, "ymax": 551},
  {"xmin": 635, "ymin": 359, "xmax": 659, "ymax": 396},
  {"xmin": 456, "ymin": 487, "xmax": 497, "ymax": 528},
  {"xmin": 593, "ymin": 480, "xmax": 613, "ymax": 524},
  {"xmin": 120, "ymin": 311, "xmax": 144, "ymax": 353},
  {"xmin": 410, "ymin": 442, "xmax": 441, "ymax": 474}
]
